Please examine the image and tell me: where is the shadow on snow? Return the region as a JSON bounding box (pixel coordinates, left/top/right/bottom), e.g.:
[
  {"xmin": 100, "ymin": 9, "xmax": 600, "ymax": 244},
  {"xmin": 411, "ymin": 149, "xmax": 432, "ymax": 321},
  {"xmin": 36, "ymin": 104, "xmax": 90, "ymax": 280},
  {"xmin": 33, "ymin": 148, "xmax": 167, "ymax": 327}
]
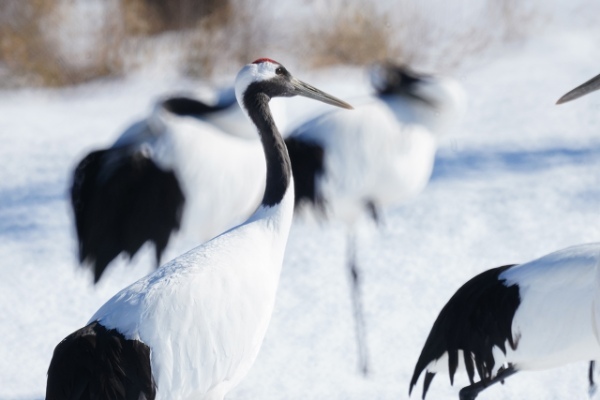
[{"xmin": 432, "ymin": 144, "xmax": 600, "ymax": 182}]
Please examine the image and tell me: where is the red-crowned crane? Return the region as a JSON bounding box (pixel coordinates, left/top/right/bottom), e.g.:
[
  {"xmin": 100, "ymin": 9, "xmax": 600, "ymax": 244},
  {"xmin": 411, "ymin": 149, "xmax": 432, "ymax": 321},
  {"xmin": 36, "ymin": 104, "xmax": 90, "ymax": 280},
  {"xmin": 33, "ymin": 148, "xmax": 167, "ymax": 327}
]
[
  {"xmin": 71, "ymin": 87, "xmax": 272, "ymax": 283},
  {"xmin": 284, "ymin": 63, "xmax": 466, "ymax": 374},
  {"xmin": 409, "ymin": 243, "xmax": 600, "ymax": 400},
  {"xmin": 46, "ymin": 59, "xmax": 352, "ymax": 400}
]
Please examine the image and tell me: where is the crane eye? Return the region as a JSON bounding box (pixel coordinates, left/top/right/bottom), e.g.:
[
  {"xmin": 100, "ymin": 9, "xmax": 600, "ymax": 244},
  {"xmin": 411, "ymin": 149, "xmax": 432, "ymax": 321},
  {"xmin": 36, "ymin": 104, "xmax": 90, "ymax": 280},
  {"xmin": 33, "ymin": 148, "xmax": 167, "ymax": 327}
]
[{"xmin": 275, "ymin": 67, "xmax": 284, "ymax": 75}]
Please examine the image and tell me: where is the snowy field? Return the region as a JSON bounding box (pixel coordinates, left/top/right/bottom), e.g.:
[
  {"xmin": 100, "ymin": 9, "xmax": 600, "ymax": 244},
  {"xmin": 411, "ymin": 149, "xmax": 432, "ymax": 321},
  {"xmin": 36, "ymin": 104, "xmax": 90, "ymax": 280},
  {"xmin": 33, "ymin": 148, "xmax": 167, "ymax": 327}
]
[{"xmin": 1, "ymin": 25, "xmax": 600, "ymax": 400}]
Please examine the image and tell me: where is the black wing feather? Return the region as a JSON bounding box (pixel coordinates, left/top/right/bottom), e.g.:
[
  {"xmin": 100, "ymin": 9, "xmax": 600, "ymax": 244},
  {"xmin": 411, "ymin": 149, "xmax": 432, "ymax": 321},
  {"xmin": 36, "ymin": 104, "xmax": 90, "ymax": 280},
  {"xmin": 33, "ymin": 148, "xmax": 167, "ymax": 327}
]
[
  {"xmin": 161, "ymin": 94, "xmax": 236, "ymax": 117},
  {"xmin": 284, "ymin": 137, "xmax": 326, "ymax": 210},
  {"xmin": 409, "ymin": 264, "xmax": 520, "ymax": 399},
  {"xmin": 71, "ymin": 147, "xmax": 185, "ymax": 283},
  {"xmin": 46, "ymin": 321, "xmax": 156, "ymax": 400}
]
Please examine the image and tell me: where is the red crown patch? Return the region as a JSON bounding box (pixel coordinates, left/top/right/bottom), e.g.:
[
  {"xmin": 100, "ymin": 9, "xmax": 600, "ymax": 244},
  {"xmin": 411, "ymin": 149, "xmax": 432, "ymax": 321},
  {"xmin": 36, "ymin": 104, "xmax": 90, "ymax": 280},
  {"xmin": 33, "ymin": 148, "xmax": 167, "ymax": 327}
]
[{"xmin": 252, "ymin": 58, "xmax": 279, "ymax": 65}]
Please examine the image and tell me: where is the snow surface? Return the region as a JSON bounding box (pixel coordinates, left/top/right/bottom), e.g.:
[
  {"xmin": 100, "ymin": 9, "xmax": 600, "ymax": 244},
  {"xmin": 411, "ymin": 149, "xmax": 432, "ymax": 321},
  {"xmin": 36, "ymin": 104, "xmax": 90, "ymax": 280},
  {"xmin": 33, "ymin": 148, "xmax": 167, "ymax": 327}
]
[{"xmin": 1, "ymin": 27, "xmax": 600, "ymax": 400}]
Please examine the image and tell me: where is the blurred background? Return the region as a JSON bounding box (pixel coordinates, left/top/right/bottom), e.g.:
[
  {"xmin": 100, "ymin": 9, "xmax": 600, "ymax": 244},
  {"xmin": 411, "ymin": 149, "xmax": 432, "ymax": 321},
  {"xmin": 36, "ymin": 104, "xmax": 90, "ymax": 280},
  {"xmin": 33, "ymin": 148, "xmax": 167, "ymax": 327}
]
[{"xmin": 1, "ymin": 0, "xmax": 598, "ymax": 88}]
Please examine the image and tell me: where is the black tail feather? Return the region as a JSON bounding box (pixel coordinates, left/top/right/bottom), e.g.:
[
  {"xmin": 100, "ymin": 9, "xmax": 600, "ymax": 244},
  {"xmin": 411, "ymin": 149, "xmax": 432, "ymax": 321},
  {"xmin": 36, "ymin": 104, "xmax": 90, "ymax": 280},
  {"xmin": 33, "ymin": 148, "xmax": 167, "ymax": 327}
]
[
  {"xmin": 71, "ymin": 147, "xmax": 185, "ymax": 283},
  {"xmin": 161, "ymin": 95, "xmax": 236, "ymax": 117},
  {"xmin": 422, "ymin": 372, "xmax": 436, "ymax": 399},
  {"xmin": 284, "ymin": 137, "xmax": 325, "ymax": 211},
  {"xmin": 46, "ymin": 321, "xmax": 155, "ymax": 400},
  {"xmin": 463, "ymin": 349, "xmax": 475, "ymax": 385},
  {"xmin": 409, "ymin": 264, "xmax": 520, "ymax": 399}
]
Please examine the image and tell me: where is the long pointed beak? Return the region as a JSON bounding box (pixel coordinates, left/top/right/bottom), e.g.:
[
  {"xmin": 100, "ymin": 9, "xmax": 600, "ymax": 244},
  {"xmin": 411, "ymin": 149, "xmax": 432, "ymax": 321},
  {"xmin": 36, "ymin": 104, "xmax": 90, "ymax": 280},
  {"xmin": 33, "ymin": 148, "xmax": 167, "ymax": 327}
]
[
  {"xmin": 291, "ymin": 78, "xmax": 353, "ymax": 109},
  {"xmin": 556, "ymin": 72, "xmax": 600, "ymax": 105}
]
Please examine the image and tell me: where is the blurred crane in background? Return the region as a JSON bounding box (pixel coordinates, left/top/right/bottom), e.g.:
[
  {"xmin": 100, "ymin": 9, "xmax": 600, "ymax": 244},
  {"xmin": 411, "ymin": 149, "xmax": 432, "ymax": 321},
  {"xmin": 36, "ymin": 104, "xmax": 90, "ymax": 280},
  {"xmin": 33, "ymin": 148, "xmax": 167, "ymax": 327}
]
[
  {"xmin": 285, "ymin": 63, "xmax": 466, "ymax": 375},
  {"xmin": 71, "ymin": 87, "xmax": 269, "ymax": 283}
]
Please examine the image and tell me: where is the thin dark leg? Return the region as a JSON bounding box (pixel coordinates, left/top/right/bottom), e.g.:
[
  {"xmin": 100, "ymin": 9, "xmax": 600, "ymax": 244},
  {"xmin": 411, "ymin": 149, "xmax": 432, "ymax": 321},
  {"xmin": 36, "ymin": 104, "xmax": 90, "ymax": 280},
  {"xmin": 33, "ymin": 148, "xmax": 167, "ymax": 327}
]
[
  {"xmin": 366, "ymin": 201, "xmax": 380, "ymax": 225},
  {"xmin": 589, "ymin": 361, "xmax": 597, "ymax": 397},
  {"xmin": 590, "ymin": 361, "xmax": 595, "ymax": 387},
  {"xmin": 347, "ymin": 231, "xmax": 369, "ymax": 376},
  {"xmin": 458, "ymin": 366, "xmax": 517, "ymax": 400}
]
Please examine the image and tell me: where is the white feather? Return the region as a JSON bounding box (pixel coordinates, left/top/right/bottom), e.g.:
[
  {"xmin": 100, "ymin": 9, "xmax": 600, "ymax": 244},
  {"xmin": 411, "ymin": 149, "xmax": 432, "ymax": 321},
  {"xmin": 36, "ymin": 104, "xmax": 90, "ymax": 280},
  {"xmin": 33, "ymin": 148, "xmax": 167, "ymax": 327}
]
[
  {"xmin": 149, "ymin": 106, "xmax": 266, "ymax": 244},
  {"xmin": 501, "ymin": 243, "xmax": 600, "ymax": 370},
  {"xmin": 293, "ymin": 100, "xmax": 436, "ymax": 222}
]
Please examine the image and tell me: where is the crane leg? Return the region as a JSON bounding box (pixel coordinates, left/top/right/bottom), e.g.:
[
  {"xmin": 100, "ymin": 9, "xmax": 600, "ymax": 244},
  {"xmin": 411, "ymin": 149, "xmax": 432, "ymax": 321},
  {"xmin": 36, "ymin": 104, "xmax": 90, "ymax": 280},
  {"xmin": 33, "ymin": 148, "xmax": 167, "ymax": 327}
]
[
  {"xmin": 458, "ymin": 366, "xmax": 517, "ymax": 400},
  {"xmin": 589, "ymin": 361, "xmax": 597, "ymax": 397},
  {"xmin": 347, "ymin": 231, "xmax": 369, "ymax": 376}
]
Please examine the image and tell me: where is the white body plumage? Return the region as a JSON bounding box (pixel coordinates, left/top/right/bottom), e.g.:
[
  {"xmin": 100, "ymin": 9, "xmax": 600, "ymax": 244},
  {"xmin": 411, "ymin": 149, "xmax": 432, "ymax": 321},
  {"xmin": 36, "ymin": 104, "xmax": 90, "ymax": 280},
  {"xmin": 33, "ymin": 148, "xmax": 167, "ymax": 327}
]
[
  {"xmin": 502, "ymin": 243, "xmax": 600, "ymax": 370},
  {"xmin": 291, "ymin": 99, "xmax": 437, "ymax": 222},
  {"xmin": 148, "ymin": 106, "xmax": 266, "ymax": 246},
  {"xmin": 91, "ymin": 190, "xmax": 294, "ymax": 400}
]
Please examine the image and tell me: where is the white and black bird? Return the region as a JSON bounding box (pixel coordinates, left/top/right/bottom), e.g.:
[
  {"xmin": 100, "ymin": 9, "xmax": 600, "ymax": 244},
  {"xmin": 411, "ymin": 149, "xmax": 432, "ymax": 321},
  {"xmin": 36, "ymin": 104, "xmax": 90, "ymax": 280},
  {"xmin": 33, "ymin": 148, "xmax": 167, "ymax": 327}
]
[
  {"xmin": 46, "ymin": 59, "xmax": 352, "ymax": 400},
  {"xmin": 409, "ymin": 243, "xmax": 600, "ymax": 400},
  {"xmin": 284, "ymin": 63, "xmax": 465, "ymax": 374},
  {"xmin": 557, "ymin": 71, "xmax": 600, "ymax": 104},
  {"xmin": 71, "ymin": 87, "xmax": 270, "ymax": 283}
]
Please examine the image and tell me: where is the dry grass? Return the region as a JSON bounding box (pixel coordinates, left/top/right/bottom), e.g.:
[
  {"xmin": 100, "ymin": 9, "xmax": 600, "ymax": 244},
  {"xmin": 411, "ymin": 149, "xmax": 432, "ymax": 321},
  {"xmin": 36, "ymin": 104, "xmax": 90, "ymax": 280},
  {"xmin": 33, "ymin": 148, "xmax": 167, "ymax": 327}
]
[
  {"xmin": 0, "ymin": 0, "xmax": 545, "ymax": 87},
  {"xmin": 120, "ymin": 0, "xmax": 226, "ymax": 35},
  {"xmin": 305, "ymin": 2, "xmax": 393, "ymax": 68},
  {"xmin": 0, "ymin": 1, "xmax": 64, "ymax": 86},
  {"xmin": 299, "ymin": 0, "xmax": 542, "ymax": 73},
  {"xmin": 0, "ymin": 1, "xmax": 123, "ymax": 87}
]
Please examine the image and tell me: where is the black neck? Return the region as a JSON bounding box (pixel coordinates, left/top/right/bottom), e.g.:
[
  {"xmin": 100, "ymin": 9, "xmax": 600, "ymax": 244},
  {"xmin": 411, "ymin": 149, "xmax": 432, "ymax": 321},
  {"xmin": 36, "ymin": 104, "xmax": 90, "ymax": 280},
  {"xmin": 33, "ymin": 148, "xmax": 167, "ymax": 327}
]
[{"xmin": 243, "ymin": 83, "xmax": 291, "ymax": 207}]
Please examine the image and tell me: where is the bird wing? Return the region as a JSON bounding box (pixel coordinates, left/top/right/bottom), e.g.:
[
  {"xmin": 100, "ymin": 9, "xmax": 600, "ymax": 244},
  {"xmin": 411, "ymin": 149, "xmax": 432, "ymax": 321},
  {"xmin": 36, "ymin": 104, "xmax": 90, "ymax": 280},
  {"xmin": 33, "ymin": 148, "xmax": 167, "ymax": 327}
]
[
  {"xmin": 71, "ymin": 143, "xmax": 185, "ymax": 283},
  {"xmin": 46, "ymin": 321, "xmax": 155, "ymax": 400},
  {"xmin": 284, "ymin": 136, "xmax": 325, "ymax": 210},
  {"xmin": 409, "ymin": 264, "xmax": 519, "ymax": 399}
]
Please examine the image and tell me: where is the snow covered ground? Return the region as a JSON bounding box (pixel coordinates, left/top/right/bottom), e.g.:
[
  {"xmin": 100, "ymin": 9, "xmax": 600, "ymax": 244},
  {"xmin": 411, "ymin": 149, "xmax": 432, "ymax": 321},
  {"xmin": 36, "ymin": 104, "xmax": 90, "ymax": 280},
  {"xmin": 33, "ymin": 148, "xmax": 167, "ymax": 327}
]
[{"xmin": 1, "ymin": 24, "xmax": 600, "ymax": 400}]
